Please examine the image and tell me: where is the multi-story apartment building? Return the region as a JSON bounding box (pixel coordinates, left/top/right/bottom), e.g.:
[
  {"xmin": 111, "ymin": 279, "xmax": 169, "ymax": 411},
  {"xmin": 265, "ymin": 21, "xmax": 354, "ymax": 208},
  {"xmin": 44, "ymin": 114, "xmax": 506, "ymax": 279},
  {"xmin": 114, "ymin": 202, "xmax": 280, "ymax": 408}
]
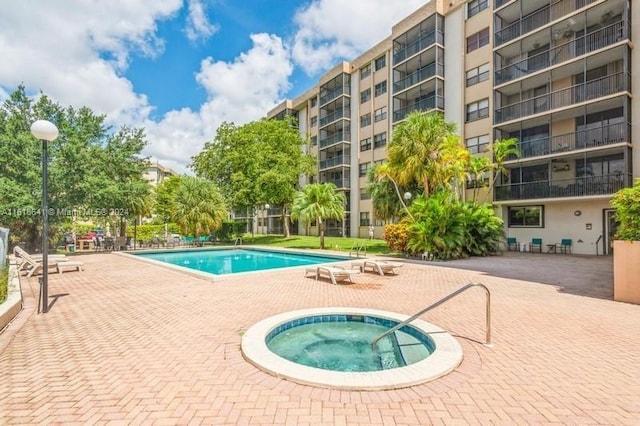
[
  {"xmin": 267, "ymin": 0, "xmax": 636, "ymax": 256},
  {"xmin": 144, "ymin": 161, "xmax": 176, "ymax": 186}
]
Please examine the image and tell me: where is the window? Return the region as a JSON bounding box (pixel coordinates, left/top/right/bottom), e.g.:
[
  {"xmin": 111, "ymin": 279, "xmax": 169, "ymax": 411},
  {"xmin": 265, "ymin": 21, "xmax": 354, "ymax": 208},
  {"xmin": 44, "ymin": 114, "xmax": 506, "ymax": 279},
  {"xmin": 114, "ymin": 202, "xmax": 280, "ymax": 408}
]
[
  {"xmin": 466, "ymin": 63, "xmax": 490, "ymax": 86},
  {"xmin": 360, "ymin": 64, "xmax": 371, "ymax": 79},
  {"xmin": 466, "ymin": 98, "xmax": 489, "ymax": 121},
  {"xmin": 465, "ymin": 134, "xmax": 490, "ymax": 154},
  {"xmin": 508, "ymin": 206, "xmax": 544, "ymax": 227},
  {"xmin": 359, "ymin": 212, "xmax": 371, "ymax": 226},
  {"xmin": 375, "ymin": 55, "xmax": 386, "ymax": 71},
  {"xmin": 310, "ymin": 135, "xmax": 318, "ymax": 146},
  {"xmin": 374, "ymin": 132, "xmax": 387, "ymax": 148},
  {"xmin": 360, "ymin": 113, "xmax": 371, "ymax": 128},
  {"xmin": 360, "ymin": 188, "xmax": 371, "ymax": 200},
  {"xmin": 467, "ymin": 28, "xmax": 490, "ymax": 53},
  {"xmin": 360, "ymin": 137, "xmax": 372, "ymax": 152},
  {"xmin": 467, "ymin": 0, "xmax": 488, "ymax": 18},
  {"xmin": 374, "ymin": 159, "xmax": 385, "ymax": 166},
  {"xmin": 359, "ymin": 162, "xmax": 371, "ymax": 177},
  {"xmin": 374, "ymin": 106, "xmax": 387, "ymax": 122},
  {"xmin": 310, "ymin": 116, "xmax": 317, "ymax": 127},
  {"xmin": 374, "ymin": 81, "xmax": 387, "ymax": 97},
  {"xmin": 310, "ymin": 97, "xmax": 318, "ymax": 107},
  {"xmin": 360, "ymin": 88, "xmax": 371, "ymax": 103}
]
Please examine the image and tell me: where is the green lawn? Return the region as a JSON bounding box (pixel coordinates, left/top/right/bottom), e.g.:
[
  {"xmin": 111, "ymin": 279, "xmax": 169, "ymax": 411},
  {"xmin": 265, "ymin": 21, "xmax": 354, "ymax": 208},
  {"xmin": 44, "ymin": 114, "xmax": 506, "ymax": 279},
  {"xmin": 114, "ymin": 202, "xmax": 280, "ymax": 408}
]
[{"xmin": 239, "ymin": 234, "xmax": 394, "ymax": 255}]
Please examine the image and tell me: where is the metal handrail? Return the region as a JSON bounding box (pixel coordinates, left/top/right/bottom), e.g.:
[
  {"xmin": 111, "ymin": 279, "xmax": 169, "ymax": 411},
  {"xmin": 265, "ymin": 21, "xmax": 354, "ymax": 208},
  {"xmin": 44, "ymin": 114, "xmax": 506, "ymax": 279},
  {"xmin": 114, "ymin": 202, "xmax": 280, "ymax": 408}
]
[
  {"xmin": 234, "ymin": 237, "xmax": 242, "ymax": 247},
  {"xmin": 371, "ymin": 283, "xmax": 491, "ymax": 349}
]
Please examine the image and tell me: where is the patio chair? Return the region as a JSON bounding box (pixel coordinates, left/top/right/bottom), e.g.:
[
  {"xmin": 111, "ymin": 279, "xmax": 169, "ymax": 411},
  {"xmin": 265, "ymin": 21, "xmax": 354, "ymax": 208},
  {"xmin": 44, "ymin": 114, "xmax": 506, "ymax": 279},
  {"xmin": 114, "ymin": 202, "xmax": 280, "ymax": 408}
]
[
  {"xmin": 529, "ymin": 238, "xmax": 543, "ymax": 253},
  {"xmin": 362, "ymin": 260, "xmax": 404, "ymax": 275},
  {"xmin": 506, "ymin": 237, "xmax": 518, "ymax": 251},
  {"xmin": 14, "ymin": 246, "xmax": 83, "ymax": 277},
  {"xmin": 559, "ymin": 238, "xmax": 572, "ymax": 254},
  {"xmin": 13, "ymin": 246, "xmax": 67, "ymax": 272},
  {"xmin": 316, "ymin": 266, "xmax": 360, "ymax": 285}
]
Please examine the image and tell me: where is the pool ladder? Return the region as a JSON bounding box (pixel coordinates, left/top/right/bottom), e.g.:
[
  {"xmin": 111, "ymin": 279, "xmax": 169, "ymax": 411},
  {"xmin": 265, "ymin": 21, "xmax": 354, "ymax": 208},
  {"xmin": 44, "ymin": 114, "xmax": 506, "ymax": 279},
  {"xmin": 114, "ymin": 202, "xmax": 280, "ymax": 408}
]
[
  {"xmin": 349, "ymin": 240, "xmax": 367, "ymax": 257},
  {"xmin": 234, "ymin": 237, "xmax": 243, "ymax": 248},
  {"xmin": 371, "ymin": 283, "xmax": 492, "ymax": 349}
]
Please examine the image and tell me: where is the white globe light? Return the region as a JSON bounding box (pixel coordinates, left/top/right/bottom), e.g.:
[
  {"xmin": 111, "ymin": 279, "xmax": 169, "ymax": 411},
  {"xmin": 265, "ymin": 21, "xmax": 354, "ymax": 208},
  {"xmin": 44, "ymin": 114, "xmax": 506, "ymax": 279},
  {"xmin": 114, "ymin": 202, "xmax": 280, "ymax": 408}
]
[
  {"xmin": 264, "ymin": 204, "xmax": 270, "ymax": 210},
  {"xmin": 403, "ymin": 192, "xmax": 412, "ymax": 200},
  {"xmin": 31, "ymin": 120, "xmax": 59, "ymax": 141}
]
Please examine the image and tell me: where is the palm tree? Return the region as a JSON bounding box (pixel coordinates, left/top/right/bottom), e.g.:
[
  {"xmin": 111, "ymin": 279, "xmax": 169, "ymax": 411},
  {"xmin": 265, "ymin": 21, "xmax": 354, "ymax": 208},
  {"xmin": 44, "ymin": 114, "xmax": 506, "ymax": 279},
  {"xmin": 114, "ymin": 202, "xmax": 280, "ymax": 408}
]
[
  {"xmin": 491, "ymin": 137, "xmax": 520, "ymax": 188},
  {"xmin": 387, "ymin": 111, "xmax": 458, "ymax": 197},
  {"xmin": 290, "ymin": 183, "xmax": 346, "ymax": 249},
  {"xmin": 467, "ymin": 156, "xmax": 492, "ymax": 202},
  {"xmin": 173, "ymin": 177, "xmax": 227, "ymax": 244}
]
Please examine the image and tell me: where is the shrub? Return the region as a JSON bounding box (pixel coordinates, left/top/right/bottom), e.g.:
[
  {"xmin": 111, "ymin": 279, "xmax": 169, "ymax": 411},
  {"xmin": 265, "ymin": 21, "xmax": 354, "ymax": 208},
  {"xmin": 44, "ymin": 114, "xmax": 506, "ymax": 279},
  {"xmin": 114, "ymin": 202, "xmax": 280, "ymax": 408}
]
[
  {"xmin": 126, "ymin": 223, "xmax": 180, "ymax": 242},
  {"xmin": 611, "ymin": 178, "xmax": 640, "ymax": 241},
  {"xmin": 405, "ymin": 191, "xmax": 504, "ymax": 260},
  {"xmin": 0, "ymin": 265, "xmax": 8, "ymax": 304},
  {"xmin": 382, "ymin": 223, "xmax": 410, "ymax": 253}
]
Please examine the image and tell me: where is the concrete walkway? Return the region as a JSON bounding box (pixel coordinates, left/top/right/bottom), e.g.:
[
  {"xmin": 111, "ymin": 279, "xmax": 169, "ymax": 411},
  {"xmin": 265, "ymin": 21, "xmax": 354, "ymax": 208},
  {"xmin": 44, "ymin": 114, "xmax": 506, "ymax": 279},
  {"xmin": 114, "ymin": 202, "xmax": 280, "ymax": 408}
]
[{"xmin": 1, "ymin": 250, "xmax": 638, "ymax": 425}]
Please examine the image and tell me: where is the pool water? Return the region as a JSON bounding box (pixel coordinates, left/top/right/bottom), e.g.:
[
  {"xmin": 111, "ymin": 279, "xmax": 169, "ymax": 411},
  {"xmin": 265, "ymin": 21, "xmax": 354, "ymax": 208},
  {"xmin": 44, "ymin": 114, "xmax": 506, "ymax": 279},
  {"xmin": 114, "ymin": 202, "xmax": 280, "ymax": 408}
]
[
  {"xmin": 133, "ymin": 248, "xmax": 348, "ymax": 275},
  {"xmin": 266, "ymin": 315, "xmax": 435, "ymax": 372}
]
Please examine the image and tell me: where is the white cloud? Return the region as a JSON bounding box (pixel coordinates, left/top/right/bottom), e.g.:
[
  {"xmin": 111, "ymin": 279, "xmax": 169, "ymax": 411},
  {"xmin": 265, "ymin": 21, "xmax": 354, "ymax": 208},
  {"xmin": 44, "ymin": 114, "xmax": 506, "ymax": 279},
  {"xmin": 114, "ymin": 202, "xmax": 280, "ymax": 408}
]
[
  {"xmin": 292, "ymin": 0, "xmax": 427, "ymax": 75},
  {"xmin": 0, "ymin": 0, "xmax": 181, "ymax": 122},
  {"xmin": 185, "ymin": 0, "xmax": 220, "ymax": 43},
  {"xmin": 143, "ymin": 33, "xmax": 293, "ymax": 174}
]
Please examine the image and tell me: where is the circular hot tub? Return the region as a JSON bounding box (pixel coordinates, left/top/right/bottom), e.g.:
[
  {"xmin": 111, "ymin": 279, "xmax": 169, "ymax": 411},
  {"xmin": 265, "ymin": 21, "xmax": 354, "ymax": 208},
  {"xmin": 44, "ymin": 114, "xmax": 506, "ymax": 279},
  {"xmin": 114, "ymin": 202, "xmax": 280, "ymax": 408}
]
[{"xmin": 241, "ymin": 307, "xmax": 463, "ymax": 390}]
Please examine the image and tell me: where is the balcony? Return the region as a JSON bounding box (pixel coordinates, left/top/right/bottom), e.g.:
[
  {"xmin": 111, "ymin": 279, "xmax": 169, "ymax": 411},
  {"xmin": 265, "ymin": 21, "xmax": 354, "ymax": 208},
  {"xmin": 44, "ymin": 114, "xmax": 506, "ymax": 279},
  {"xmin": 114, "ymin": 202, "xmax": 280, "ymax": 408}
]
[
  {"xmin": 495, "ymin": 72, "xmax": 629, "ymax": 124},
  {"xmin": 393, "ymin": 62, "xmax": 443, "ymax": 93},
  {"xmin": 494, "ymin": 173, "xmax": 628, "ymax": 201},
  {"xmin": 509, "ymin": 123, "xmax": 629, "ymax": 160},
  {"xmin": 323, "ymin": 178, "xmax": 351, "ymax": 189},
  {"xmin": 319, "ymin": 108, "xmax": 350, "ymax": 127},
  {"xmin": 319, "ymin": 155, "xmax": 350, "ymax": 170},
  {"xmin": 494, "ymin": 0, "xmax": 598, "ymax": 47},
  {"xmin": 319, "ymin": 131, "xmax": 350, "ymax": 148},
  {"xmin": 495, "ymin": 21, "xmax": 627, "ymax": 85},
  {"xmin": 393, "ymin": 30, "xmax": 443, "ymax": 64},
  {"xmin": 319, "ymin": 85, "xmax": 350, "ymax": 106},
  {"xmin": 393, "ymin": 95, "xmax": 444, "ymax": 122}
]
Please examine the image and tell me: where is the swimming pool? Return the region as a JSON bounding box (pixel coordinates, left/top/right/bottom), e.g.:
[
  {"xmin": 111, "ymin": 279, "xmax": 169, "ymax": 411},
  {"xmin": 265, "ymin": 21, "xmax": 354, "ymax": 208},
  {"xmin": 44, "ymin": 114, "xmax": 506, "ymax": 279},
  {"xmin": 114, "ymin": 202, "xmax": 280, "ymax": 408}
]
[{"xmin": 131, "ymin": 248, "xmax": 349, "ymax": 275}]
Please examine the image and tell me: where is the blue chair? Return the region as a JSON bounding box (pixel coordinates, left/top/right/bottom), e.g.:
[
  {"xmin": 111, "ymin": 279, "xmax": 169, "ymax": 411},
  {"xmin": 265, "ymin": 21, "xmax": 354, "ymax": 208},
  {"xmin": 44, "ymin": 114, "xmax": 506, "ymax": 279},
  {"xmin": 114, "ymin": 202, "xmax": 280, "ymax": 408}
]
[
  {"xmin": 529, "ymin": 238, "xmax": 542, "ymax": 253},
  {"xmin": 559, "ymin": 239, "xmax": 572, "ymax": 254},
  {"xmin": 506, "ymin": 237, "xmax": 518, "ymax": 251}
]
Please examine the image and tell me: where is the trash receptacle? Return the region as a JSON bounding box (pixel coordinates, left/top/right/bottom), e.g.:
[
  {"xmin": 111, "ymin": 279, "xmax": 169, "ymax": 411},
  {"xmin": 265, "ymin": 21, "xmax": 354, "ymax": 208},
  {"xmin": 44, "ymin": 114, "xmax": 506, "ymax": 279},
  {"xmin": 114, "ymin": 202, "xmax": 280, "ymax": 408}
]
[
  {"xmin": 66, "ymin": 244, "xmax": 76, "ymax": 253},
  {"xmin": 520, "ymin": 243, "xmax": 526, "ymax": 252}
]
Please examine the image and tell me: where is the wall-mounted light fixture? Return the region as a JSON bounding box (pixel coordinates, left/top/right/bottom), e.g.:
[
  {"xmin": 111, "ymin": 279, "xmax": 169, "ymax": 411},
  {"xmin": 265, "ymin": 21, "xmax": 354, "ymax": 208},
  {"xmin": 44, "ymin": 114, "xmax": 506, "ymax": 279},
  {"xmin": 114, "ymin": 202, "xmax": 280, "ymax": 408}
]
[{"xmin": 553, "ymin": 164, "xmax": 570, "ymax": 172}]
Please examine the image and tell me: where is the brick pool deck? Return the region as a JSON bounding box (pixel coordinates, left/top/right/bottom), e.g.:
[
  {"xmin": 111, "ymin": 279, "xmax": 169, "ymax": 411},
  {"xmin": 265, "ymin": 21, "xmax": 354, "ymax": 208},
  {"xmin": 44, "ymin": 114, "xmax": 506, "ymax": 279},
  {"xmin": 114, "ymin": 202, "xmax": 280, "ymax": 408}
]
[{"xmin": 1, "ymin": 250, "xmax": 639, "ymax": 425}]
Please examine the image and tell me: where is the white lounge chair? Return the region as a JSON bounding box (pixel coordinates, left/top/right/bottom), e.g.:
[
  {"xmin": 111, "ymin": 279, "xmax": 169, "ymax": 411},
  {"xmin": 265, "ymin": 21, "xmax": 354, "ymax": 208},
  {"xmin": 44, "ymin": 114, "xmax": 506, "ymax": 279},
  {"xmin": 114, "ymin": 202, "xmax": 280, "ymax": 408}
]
[
  {"xmin": 14, "ymin": 246, "xmax": 84, "ymax": 277},
  {"xmin": 14, "ymin": 246, "xmax": 67, "ymax": 272},
  {"xmin": 316, "ymin": 266, "xmax": 360, "ymax": 285},
  {"xmin": 363, "ymin": 260, "xmax": 403, "ymax": 276}
]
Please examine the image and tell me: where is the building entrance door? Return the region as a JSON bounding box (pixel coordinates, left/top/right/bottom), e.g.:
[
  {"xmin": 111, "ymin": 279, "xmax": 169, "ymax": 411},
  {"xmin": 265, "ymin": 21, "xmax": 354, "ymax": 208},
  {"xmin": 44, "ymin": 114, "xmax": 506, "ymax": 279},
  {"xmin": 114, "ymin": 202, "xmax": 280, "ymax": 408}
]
[{"xmin": 603, "ymin": 208, "xmax": 618, "ymax": 255}]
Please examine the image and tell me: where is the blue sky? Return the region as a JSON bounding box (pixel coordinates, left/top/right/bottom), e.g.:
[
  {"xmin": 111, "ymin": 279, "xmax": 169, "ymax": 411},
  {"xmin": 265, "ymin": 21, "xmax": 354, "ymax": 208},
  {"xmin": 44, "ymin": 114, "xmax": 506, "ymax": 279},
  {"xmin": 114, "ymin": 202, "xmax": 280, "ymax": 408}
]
[{"xmin": 0, "ymin": 0, "xmax": 426, "ymax": 172}]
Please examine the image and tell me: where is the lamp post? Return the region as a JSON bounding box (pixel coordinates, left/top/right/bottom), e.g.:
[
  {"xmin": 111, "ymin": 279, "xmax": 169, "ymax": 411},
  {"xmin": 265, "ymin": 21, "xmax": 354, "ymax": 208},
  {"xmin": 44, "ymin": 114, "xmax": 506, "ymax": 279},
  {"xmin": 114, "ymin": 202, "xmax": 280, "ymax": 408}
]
[
  {"xmin": 263, "ymin": 204, "xmax": 270, "ymax": 235},
  {"xmin": 31, "ymin": 120, "xmax": 59, "ymax": 314}
]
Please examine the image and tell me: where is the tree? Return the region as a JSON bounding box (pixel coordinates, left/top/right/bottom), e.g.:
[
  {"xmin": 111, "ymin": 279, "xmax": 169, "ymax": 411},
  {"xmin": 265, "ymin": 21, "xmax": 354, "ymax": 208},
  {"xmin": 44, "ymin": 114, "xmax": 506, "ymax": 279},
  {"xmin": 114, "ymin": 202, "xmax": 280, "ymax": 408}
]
[
  {"xmin": 191, "ymin": 117, "xmax": 314, "ymax": 237},
  {"xmin": 387, "ymin": 111, "xmax": 466, "ymax": 197},
  {"xmin": 467, "ymin": 156, "xmax": 492, "ymax": 202},
  {"xmin": 173, "ymin": 177, "xmax": 227, "ymax": 244},
  {"xmin": 0, "ymin": 86, "xmax": 150, "ymax": 250},
  {"xmin": 290, "ymin": 183, "xmax": 345, "ymax": 249},
  {"xmin": 491, "ymin": 137, "xmax": 520, "ymax": 188},
  {"xmin": 154, "ymin": 175, "xmax": 182, "ymax": 225}
]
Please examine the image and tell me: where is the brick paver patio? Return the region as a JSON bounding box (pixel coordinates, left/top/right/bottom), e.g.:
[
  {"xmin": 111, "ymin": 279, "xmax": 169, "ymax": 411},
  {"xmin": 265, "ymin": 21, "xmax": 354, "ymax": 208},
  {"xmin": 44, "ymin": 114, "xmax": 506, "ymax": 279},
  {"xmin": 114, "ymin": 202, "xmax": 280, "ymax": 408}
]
[{"xmin": 1, "ymin": 250, "xmax": 639, "ymax": 425}]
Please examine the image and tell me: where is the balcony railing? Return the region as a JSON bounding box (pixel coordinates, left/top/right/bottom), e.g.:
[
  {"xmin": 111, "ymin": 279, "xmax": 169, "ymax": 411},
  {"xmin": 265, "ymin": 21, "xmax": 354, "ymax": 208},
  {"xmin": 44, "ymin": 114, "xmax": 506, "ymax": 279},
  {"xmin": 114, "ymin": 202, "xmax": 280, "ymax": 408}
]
[
  {"xmin": 393, "ymin": 30, "xmax": 443, "ymax": 64},
  {"xmin": 319, "ymin": 85, "xmax": 350, "ymax": 106},
  {"xmin": 495, "ymin": 0, "xmax": 513, "ymax": 8},
  {"xmin": 319, "ymin": 108, "xmax": 349, "ymax": 127},
  {"xmin": 509, "ymin": 123, "xmax": 629, "ymax": 160},
  {"xmin": 393, "ymin": 62, "xmax": 444, "ymax": 93},
  {"xmin": 323, "ymin": 178, "xmax": 351, "ymax": 189},
  {"xmin": 494, "ymin": 174, "xmax": 628, "ymax": 201},
  {"xmin": 319, "ymin": 155, "xmax": 350, "ymax": 170},
  {"xmin": 319, "ymin": 131, "xmax": 350, "ymax": 148},
  {"xmin": 495, "ymin": 0, "xmax": 598, "ymax": 47},
  {"xmin": 495, "ymin": 72, "xmax": 629, "ymax": 124},
  {"xmin": 393, "ymin": 95, "xmax": 444, "ymax": 122},
  {"xmin": 496, "ymin": 21, "xmax": 626, "ymax": 85}
]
